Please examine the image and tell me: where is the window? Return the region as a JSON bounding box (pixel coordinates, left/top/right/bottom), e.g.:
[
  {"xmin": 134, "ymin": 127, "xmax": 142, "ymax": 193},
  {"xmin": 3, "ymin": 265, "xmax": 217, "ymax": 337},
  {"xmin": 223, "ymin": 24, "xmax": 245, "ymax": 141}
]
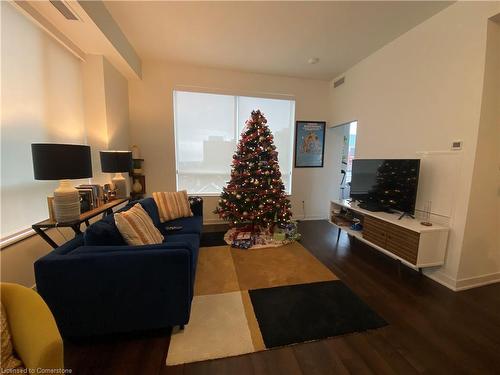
[{"xmin": 174, "ymin": 91, "xmax": 295, "ymax": 195}]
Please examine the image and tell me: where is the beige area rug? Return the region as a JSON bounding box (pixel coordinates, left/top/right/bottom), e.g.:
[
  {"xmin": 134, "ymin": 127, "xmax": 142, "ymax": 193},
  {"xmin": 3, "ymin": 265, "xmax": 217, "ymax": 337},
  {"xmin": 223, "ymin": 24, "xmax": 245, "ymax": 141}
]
[{"xmin": 166, "ymin": 242, "xmax": 337, "ymax": 365}]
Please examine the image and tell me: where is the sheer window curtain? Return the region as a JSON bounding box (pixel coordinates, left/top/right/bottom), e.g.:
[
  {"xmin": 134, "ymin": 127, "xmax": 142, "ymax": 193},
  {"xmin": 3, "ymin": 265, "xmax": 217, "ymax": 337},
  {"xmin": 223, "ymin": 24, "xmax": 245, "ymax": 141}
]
[
  {"xmin": 174, "ymin": 90, "xmax": 295, "ymax": 195},
  {"xmin": 1, "ymin": 2, "xmax": 87, "ymax": 240}
]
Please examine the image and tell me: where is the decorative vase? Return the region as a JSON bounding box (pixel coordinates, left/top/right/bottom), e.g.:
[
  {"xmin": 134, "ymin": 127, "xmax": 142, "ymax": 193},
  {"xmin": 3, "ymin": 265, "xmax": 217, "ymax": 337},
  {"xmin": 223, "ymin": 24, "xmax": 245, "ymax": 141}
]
[
  {"xmin": 131, "ymin": 145, "xmax": 141, "ymax": 159},
  {"xmin": 132, "ymin": 179, "xmax": 143, "ymax": 193}
]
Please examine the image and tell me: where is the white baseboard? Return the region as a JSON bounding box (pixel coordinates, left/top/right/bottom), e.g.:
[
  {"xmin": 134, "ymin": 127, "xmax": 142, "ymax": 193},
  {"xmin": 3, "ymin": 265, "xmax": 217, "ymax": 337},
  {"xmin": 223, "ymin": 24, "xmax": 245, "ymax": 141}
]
[
  {"xmin": 203, "ymin": 216, "xmax": 328, "ymax": 225},
  {"xmin": 454, "ymin": 272, "xmax": 500, "ymax": 291},
  {"xmin": 424, "ymin": 269, "xmax": 500, "ymax": 291},
  {"xmin": 203, "ymin": 218, "xmax": 226, "ymax": 225},
  {"xmin": 294, "ymin": 216, "xmax": 328, "ymax": 221},
  {"xmin": 424, "ymin": 269, "xmax": 459, "ymax": 291}
]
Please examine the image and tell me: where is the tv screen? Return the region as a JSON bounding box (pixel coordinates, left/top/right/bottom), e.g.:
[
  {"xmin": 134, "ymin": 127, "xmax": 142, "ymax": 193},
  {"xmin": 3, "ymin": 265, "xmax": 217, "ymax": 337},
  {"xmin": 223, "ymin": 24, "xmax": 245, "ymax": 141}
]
[{"xmin": 350, "ymin": 159, "xmax": 420, "ymax": 214}]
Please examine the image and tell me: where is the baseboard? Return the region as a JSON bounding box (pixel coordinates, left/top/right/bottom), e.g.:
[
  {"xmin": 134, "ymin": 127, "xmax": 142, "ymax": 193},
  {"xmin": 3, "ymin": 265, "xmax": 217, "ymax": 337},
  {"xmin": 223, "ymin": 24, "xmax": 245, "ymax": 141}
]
[
  {"xmin": 424, "ymin": 269, "xmax": 459, "ymax": 291},
  {"xmin": 203, "ymin": 219, "xmax": 226, "ymax": 225},
  {"xmin": 294, "ymin": 216, "xmax": 328, "ymax": 221},
  {"xmin": 424, "ymin": 269, "xmax": 500, "ymax": 291},
  {"xmin": 203, "ymin": 216, "xmax": 328, "ymax": 225},
  {"xmin": 454, "ymin": 272, "xmax": 500, "ymax": 291}
]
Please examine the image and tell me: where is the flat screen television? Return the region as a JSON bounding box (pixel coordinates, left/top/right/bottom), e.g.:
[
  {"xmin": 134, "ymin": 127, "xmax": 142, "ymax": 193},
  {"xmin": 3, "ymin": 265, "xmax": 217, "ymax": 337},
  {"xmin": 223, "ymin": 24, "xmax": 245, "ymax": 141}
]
[{"xmin": 350, "ymin": 159, "xmax": 420, "ymax": 214}]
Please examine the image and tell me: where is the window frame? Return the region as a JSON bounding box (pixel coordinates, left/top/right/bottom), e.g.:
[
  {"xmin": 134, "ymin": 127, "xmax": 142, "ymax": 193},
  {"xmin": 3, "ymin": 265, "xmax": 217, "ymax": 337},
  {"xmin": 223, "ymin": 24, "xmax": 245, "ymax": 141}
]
[{"xmin": 173, "ymin": 89, "xmax": 295, "ymax": 196}]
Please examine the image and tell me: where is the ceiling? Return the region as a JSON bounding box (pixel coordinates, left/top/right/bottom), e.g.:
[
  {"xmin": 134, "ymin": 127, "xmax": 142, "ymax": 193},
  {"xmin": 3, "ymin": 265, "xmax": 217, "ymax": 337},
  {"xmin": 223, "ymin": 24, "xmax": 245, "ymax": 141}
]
[{"xmin": 104, "ymin": 1, "xmax": 452, "ymax": 80}]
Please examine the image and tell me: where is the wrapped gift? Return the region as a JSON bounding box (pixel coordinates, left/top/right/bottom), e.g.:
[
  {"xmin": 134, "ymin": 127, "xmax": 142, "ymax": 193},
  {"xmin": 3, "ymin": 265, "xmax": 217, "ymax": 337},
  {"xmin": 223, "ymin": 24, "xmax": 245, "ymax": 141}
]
[{"xmin": 273, "ymin": 231, "xmax": 286, "ymax": 241}]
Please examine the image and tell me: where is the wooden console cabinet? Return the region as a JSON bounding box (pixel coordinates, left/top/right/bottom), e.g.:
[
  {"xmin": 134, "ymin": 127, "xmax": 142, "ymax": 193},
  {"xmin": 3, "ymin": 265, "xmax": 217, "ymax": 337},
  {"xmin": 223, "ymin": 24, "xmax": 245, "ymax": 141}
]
[{"xmin": 330, "ymin": 200, "xmax": 449, "ymax": 270}]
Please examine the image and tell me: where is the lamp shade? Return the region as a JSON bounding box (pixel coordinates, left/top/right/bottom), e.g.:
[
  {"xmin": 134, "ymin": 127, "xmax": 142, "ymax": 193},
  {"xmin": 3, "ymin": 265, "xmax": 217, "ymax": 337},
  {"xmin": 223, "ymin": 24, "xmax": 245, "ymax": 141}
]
[
  {"xmin": 32, "ymin": 143, "xmax": 92, "ymax": 180},
  {"xmin": 100, "ymin": 151, "xmax": 132, "ymax": 173}
]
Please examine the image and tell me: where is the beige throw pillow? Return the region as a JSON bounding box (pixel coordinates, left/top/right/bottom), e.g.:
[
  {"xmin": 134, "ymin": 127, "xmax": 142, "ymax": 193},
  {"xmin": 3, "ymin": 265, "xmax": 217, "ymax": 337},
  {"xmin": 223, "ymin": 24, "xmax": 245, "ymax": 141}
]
[
  {"xmin": 1, "ymin": 302, "xmax": 23, "ymax": 371},
  {"xmin": 153, "ymin": 191, "xmax": 193, "ymax": 222},
  {"xmin": 115, "ymin": 203, "xmax": 164, "ymax": 246}
]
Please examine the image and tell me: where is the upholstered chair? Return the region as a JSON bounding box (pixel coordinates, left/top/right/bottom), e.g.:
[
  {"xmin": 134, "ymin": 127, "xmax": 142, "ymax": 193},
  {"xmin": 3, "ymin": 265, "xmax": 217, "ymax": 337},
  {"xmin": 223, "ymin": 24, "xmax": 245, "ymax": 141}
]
[{"xmin": 0, "ymin": 283, "xmax": 64, "ymax": 371}]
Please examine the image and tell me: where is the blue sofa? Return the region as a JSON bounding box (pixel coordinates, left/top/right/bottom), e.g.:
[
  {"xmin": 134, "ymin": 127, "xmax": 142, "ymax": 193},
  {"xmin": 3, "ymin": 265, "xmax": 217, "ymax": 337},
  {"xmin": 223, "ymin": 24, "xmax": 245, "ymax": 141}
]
[{"xmin": 34, "ymin": 197, "xmax": 203, "ymax": 338}]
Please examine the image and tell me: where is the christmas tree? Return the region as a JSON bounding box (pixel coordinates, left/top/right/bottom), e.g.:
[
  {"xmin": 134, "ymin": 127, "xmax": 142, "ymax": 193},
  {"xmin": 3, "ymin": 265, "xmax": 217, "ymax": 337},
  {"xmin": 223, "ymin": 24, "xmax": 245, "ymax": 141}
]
[{"xmin": 215, "ymin": 110, "xmax": 293, "ymax": 232}]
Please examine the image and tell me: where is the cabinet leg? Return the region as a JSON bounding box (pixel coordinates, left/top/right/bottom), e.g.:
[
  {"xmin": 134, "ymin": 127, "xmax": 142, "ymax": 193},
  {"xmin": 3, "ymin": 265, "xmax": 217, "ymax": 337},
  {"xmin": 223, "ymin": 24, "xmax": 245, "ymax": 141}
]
[{"xmin": 337, "ymin": 227, "xmax": 341, "ymax": 242}]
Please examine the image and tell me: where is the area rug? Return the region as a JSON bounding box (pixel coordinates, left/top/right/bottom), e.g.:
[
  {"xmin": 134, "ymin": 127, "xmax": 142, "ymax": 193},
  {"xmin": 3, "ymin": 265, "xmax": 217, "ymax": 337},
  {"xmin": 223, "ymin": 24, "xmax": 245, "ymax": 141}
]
[{"xmin": 166, "ymin": 242, "xmax": 386, "ymax": 365}]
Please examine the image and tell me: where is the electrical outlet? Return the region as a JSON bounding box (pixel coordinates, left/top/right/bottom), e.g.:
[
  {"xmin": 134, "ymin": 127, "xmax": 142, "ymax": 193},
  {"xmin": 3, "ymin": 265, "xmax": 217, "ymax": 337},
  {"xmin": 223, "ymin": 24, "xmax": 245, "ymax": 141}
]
[{"xmin": 451, "ymin": 140, "xmax": 462, "ymax": 150}]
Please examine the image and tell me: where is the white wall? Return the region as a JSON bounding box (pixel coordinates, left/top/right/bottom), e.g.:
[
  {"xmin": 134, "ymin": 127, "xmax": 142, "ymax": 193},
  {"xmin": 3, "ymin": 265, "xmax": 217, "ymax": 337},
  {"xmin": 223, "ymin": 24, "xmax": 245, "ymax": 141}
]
[
  {"xmin": 459, "ymin": 20, "xmax": 500, "ymax": 285},
  {"xmin": 329, "ymin": 2, "xmax": 500, "ymax": 289},
  {"xmin": 128, "ymin": 62, "xmax": 332, "ymax": 222},
  {"xmin": 103, "ymin": 58, "xmax": 131, "ymax": 151},
  {"xmin": 0, "ymin": 3, "xmax": 131, "ymax": 286}
]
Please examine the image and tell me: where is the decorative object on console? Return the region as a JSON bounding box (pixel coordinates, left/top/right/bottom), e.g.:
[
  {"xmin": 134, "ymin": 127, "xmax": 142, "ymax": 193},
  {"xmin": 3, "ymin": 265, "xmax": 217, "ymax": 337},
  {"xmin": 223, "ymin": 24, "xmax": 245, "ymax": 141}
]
[
  {"xmin": 130, "ymin": 153, "xmax": 145, "ymax": 199},
  {"xmin": 100, "ymin": 150, "xmax": 132, "ymax": 199},
  {"xmin": 31, "ymin": 143, "xmax": 92, "ymax": 223},
  {"xmin": 294, "ymin": 121, "xmax": 326, "ymax": 168},
  {"xmin": 131, "ymin": 144, "xmax": 141, "ymax": 159},
  {"xmin": 420, "ymin": 200, "xmax": 433, "ymax": 226},
  {"xmin": 215, "ymin": 110, "xmax": 293, "ymax": 236},
  {"xmin": 132, "ymin": 178, "xmax": 143, "ymax": 194}
]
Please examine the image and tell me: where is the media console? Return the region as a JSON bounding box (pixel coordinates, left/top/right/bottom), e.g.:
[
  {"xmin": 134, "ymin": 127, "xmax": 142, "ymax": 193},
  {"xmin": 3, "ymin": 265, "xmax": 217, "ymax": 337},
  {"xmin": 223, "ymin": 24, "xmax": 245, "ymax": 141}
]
[{"xmin": 329, "ymin": 200, "xmax": 449, "ymax": 270}]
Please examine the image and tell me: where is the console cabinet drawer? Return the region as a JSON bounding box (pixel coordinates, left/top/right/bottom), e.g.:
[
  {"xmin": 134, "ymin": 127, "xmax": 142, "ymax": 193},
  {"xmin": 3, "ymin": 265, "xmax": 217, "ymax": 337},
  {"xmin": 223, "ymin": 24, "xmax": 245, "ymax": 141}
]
[
  {"xmin": 363, "ymin": 216, "xmax": 420, "ymax": 264},
  {"xmin": 363, "ymin": 216, "xmax": 388, "ymax": 248}
]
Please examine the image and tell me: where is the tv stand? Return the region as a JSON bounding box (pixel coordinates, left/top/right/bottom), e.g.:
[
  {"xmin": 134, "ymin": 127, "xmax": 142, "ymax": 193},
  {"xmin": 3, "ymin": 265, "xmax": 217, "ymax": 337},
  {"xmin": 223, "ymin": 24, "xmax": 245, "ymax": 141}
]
[{"xmin": 329, "ymin": 200, "xmax": 449, "ymax": 270}]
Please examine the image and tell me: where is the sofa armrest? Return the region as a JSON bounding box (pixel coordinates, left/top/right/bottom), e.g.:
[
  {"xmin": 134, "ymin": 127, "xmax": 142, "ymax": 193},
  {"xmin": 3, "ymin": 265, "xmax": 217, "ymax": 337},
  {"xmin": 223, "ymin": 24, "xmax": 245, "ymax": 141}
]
[
  {"xmin": 35, "ymin": 247, "xmax": 193, "ymax": 337},
  {"xmin": 189, "ymin": 196, "xmax": 203, "ymax": 217}
]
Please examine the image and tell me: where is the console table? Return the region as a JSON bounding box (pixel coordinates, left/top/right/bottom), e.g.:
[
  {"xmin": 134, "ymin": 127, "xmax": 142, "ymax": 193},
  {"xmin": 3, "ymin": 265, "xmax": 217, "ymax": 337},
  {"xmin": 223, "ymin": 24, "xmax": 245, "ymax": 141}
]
[
  {"xmin": 329, "ymin": 200, "xmax": 449, "ymax": 270},
  {"xmin": 32, "ymin": 198, "xmax": 129, "ymax": 249}
]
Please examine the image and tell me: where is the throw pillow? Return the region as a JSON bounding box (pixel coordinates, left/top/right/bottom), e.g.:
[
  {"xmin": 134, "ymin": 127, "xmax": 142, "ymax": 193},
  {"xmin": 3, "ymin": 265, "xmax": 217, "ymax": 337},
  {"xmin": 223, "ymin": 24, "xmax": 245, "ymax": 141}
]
[
  {"xmin": 114, "ymin": 203, "xmax": 164, "ymax": 246},
  {"xmin": 1, "ymin": 303, "xmax": 23, "ymax": 371},
  {"xmin": 153, "ymin": 191, "xmax": 193, "ymax": 222}
]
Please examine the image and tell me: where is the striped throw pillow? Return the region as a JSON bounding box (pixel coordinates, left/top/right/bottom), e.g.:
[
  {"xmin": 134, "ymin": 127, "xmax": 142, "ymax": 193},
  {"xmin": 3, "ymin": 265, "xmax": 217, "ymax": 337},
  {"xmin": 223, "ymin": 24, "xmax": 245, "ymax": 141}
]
[
  {"xmin": 114, "ymin": 203, "xmax": 164, "ymax": 246},
  {"xmin": 153, "ymin": 191, "xmax": 193, "ymax": 222}
]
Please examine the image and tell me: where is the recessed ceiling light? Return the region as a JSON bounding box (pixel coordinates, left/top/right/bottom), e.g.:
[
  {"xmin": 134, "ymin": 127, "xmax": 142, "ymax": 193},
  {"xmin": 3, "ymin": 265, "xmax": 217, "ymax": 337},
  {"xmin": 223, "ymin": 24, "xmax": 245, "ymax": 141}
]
[{"xmin": 308, "ymin": 57, "xmax": 320, "ymax": 65}]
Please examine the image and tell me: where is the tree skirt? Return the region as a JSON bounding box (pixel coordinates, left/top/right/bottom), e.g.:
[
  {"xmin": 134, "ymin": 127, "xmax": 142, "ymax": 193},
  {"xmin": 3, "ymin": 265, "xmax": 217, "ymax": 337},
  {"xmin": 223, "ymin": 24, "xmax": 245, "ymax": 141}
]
[{"xmin": 224, "ymin": 228, "xmax": 293, "ymax": 249}]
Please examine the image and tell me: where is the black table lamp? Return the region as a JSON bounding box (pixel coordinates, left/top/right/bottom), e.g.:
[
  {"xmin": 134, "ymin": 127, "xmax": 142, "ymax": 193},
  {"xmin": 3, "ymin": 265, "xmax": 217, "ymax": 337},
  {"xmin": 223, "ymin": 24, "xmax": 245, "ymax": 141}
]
[
  {"xmin": 100, "ymin": 151, "xmax": 132, "ymax": 198},
  {"xmin": 32, "ymin": 143, "xmax": 92, "ymax": 222}
]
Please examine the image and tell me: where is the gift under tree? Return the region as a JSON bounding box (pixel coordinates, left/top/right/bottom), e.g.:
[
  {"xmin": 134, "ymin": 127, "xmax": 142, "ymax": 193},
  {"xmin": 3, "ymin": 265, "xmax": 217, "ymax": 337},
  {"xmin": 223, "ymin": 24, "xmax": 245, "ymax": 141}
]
[{"xmin": 215, "ymin": 110, "xmax": 293, "ymax": 233}]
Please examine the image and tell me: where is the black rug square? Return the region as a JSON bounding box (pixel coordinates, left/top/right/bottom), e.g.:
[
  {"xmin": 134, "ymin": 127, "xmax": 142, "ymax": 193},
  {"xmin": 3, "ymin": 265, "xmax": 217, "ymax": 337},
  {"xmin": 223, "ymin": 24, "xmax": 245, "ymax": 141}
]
[
  {"xmin": 200, "ymin": 231, "xmax": 227, "ymax": 247},
  {"xmin": 249, "ymin": 280, "xmax": 387, "ymax": 348}
]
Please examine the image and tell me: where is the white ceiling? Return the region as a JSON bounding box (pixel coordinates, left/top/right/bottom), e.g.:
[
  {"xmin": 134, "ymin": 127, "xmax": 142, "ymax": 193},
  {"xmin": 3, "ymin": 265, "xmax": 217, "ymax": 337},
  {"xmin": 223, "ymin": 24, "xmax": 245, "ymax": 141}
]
[{"xmin": 104, "ymin": 1, "xmax": 452, "ymax": 80}]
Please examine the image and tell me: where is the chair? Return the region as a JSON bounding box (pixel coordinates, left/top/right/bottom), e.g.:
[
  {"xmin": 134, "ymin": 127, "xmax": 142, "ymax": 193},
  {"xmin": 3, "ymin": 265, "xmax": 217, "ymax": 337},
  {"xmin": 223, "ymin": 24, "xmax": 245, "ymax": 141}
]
[{"xmin": 0, "ymin": 283, "xmax": 64, "ymax": 371}]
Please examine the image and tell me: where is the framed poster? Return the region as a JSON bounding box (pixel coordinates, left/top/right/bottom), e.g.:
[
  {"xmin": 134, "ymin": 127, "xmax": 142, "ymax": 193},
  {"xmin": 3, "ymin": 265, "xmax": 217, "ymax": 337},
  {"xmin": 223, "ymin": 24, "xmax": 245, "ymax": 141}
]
[{"xmin": 294, "ymin": 121, "xmax": 326, "ymax": 168}]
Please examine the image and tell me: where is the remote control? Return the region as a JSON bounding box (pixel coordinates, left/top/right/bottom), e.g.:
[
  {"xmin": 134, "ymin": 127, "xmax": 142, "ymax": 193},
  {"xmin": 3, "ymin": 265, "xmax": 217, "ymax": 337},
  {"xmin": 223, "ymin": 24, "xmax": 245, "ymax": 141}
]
[{"xmin": 165, "ymin": 226, "xmax": 183, "ymax": 231}]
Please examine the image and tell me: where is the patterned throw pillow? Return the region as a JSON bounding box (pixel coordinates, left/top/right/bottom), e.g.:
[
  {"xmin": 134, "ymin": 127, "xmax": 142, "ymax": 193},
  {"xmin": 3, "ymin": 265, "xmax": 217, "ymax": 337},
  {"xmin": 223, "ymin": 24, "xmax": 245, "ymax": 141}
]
[
  {"xmin": 1, "ymin": 302, "xmax": 23, "ymax": 371},
  {"xmin": 114, "ymin": 203, "xmax": 164, "ymax": 246},
  {"xmin": 153, "ymin": 191, "xmax": 193, "ymax": 222}
]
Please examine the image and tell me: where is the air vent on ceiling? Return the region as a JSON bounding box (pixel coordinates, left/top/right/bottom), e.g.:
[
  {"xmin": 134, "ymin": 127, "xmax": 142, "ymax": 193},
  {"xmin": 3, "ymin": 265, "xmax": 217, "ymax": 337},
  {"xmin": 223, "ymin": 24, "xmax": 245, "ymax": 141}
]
[
  {"xmin": 50, "ymin": 0, "xmax": 80, "ymax": 21},
  {"xmin": 333, "ymin": 76, "xmax": 345, "ymax": 88}
]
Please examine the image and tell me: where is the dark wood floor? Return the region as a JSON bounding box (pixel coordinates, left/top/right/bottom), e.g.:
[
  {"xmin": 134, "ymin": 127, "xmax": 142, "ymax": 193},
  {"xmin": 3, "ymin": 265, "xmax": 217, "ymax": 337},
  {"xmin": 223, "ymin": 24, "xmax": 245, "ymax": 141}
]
[{"xmin": 65, "ymin": 220, "xmax": 500, "ymax": 375}]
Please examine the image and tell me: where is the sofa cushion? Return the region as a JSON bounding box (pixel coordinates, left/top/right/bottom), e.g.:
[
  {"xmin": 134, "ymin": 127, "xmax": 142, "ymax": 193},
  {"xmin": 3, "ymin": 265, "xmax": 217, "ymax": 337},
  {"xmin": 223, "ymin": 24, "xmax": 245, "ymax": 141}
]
[
  {"xmin": 54, "ymin": 234, "xmax": 85, "ymax": 255},
  {"xmin": 1, "ymin": 303, "xmax": 23, "ymax": 371},
  {"xmin": 115, "ymin": 204, "xmax": 164, "ymax": 246},
  {"xmin": 137, "ymin": 198, "xmax": 162, "ymax": 229},
  {"xmin": 84, "ymin": 220, "xmax": 126, "ymax": 247},
  {"xmin": 153, "ymin": 191, "xmax": 193, "ymax": 222},
  {"xmin": 161, "ymin": 216, "xmax": 203, "ymax": 236}
]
